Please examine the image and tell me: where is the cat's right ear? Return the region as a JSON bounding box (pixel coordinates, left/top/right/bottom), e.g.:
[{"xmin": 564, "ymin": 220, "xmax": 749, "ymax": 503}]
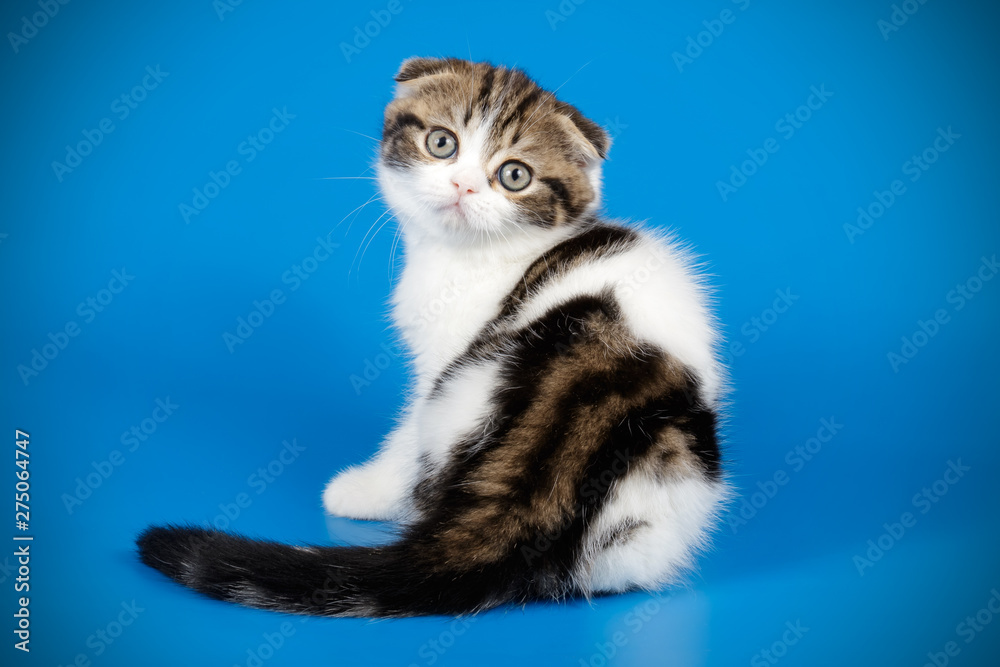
[{"xmin": 553, "ymin": 102, "xmax": 611, "ymax": 163}]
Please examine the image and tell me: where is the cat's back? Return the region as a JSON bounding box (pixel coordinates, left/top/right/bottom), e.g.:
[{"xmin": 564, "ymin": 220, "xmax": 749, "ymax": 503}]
[
  {"xmin": 391, "ymin": 218, "xmax": 721, "ymax": 403},
  {"xmin": 494, "ymin": 220, "xmax": 723, "ymax": 403}
]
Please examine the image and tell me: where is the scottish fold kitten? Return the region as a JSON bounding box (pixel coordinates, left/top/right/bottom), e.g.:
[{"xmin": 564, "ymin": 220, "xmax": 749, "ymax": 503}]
[{"xmin": 138, "ymin": 57, "xmax": 729, "ymax": 617}]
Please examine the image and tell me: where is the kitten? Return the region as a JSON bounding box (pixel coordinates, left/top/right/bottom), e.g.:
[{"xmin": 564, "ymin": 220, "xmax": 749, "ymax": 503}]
[{"xmin": 137, "ymin": 57, "xmax": 729, "ymax": 618}]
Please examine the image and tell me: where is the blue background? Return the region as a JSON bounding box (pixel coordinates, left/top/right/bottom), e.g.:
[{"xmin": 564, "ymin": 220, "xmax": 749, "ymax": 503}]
[{"xmin": 2, "ymin": 0, "xmax": 998, "ymax": 665}]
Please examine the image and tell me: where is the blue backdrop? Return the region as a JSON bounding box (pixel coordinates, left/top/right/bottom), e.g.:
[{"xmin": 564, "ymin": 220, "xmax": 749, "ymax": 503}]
[{"xmin": 2, "ymin": 1, "xmax": 998, "ymax": 665}]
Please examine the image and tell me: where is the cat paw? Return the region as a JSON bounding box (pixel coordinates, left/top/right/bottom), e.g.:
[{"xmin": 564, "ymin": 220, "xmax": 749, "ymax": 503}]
[{"xmin": 322, "ymin": 464, "xmax": 407, "ymax": 521}]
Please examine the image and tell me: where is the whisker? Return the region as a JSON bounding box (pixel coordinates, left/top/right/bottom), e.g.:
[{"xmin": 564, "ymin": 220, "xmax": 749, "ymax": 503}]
[
  {"xmin": 388, "ymin": 199, "xmax": 426, "ymax": 283},
  {"xmin": 351, "ymin": 207, "xmax": 396, "ymax": 279},
  {"xmin": 388, "ymin": 222, "xmax": 404, "ymax": 284},
  {"xmin": 337, "ymin": 127, "xmax": 380, "ymax": 143},
  {"xmin": 338, "ymin": 192, "xmax": 382, "ymax": 234}
]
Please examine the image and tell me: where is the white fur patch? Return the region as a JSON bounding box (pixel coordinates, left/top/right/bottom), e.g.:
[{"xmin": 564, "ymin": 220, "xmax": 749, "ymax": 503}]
[
  {"xmin": 504, "ymin": 230, "xmax": 723, "ymax": 404},
  {"xmin": 578, "ymin": 474, "xmax": 729, "ymax": 592},
  {"xmin": 418, "ymin": 361, "xmax": 501, "ymax": 469}
]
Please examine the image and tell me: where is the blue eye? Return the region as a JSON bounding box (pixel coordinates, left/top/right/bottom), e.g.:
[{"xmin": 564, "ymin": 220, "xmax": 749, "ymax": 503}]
[
  {"xmin": 426, "ymin": 129, "xmax": 458, "ymax": 158},
  {"xmin": 498, "ymin": 161, "xmax": 531, "ymax": 191}
]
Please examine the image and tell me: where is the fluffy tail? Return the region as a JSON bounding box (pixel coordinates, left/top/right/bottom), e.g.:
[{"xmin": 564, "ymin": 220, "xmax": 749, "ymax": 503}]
[{"xmin": 136, "ymin": 525, "xmax": 540, "ymax": 617}]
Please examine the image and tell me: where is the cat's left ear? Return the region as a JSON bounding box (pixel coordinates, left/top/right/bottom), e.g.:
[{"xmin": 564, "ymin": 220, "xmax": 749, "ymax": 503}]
[
  {"xmin": 555, "ymin": 102, "xmax": 610, "ymax": 164},
  {"xmin": 394, "ymin": 57, "xmax": 453, "ymax": 83},
  {"xmin": 392, "ymin": 57, "xmax": 461, "ymax": 100}
]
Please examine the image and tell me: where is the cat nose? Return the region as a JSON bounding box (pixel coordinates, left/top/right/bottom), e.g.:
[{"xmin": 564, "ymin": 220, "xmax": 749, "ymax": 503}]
[{"xmin": 450, "ymin": 169, "xmax": 480, "ymax": 195}]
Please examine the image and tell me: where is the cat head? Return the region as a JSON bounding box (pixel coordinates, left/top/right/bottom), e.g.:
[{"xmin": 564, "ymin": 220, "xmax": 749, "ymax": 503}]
[{"xmin": 377, "ymin": 57, "xmax": 609, "ymax": 245}]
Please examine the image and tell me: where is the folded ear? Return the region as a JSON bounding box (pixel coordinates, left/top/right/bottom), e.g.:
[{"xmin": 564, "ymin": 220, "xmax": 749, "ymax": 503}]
[
  {"xmin": 555, "ymin": 101, "xmax": 610, "ymax": 163},
  {"xmin": 394, "ymin": 57, "xmax": 454, "ymax": 83}
]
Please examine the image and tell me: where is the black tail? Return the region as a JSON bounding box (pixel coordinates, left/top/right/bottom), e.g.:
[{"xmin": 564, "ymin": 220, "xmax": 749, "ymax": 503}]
[{"xmin": 136, "ymin": 525, "xmax": 541, "ymax": 617}]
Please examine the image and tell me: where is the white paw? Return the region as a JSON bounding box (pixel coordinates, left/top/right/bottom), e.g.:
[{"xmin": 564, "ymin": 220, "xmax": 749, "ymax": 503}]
[{"xmin": 322, "ymin": 464, "xmax": 408, "ymax": 520}]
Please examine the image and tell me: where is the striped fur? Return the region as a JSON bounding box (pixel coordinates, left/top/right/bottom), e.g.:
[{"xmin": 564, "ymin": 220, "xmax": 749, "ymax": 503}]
[{"xmin": 137, "ymin": 58, "xmax": 729, "ymax": 617}]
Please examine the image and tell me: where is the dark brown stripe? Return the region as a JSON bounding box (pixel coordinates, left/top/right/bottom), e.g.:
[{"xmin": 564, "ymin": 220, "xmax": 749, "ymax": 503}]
[
  {"xmin": 497, "ymin": 86, "xmax": 541, "ymax": 134},
  {"xmin": 594, "ymin": 519, "xmax": 648, "ymax": 551},
  {"xmin": 540, "ymin": 177, "xmax": 576, "ymax": 220},
  {"xmin": 476, "ymin": 68, "xmax": 495, "ymax": 116},
  {"xmin": 382, "ymin": 112, "xmax": 425, "ymax": 141},
  {"xmin": 496, "ymin": 223, "xmax": 638, "ymax": 320}
]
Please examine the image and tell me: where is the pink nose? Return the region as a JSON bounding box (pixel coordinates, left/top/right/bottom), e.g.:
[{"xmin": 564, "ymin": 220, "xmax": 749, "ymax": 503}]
[{"xmin": 450, "ymin": 170, "xmax": 479, "ymax": 195}]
